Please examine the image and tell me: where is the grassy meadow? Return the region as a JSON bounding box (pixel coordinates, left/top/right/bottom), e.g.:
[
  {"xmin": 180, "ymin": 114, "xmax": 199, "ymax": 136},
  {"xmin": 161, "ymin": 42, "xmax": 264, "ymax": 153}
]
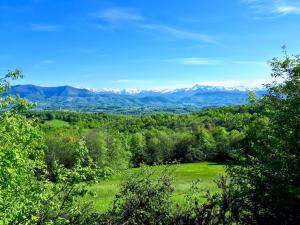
[
  {"xmin": 85, "ymin": 162, "xmax": 225, "ymax": 212},
  {"xmin": 44, "ymin": 119, "xmax": 70, "ymax": 128}
]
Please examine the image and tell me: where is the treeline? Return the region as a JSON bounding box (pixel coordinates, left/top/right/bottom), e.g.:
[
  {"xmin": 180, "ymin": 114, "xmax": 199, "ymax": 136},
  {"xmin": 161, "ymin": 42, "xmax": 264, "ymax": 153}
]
[{"xmin": 26, "ymin": 104, "xmax": 261, "ymax": 173}]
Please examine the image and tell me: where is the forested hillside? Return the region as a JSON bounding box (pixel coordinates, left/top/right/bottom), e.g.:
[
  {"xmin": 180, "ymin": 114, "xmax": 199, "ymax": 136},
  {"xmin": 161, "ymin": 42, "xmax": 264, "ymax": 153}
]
[{"xmin": 27, "ymin": 104, "xmax": 260, "ymax": 169}]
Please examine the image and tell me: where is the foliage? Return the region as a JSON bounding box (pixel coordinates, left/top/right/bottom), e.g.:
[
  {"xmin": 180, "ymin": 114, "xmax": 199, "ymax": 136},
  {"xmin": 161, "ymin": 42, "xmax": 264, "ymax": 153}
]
[
  {"xmin": 0, "ymin": 70, "xmax": 100, "ymax": 224},
  {"xmin": 84, "ymin": 162, "xmax": 224, "ymax": 212},
  {"xmin": 84, "ymin": 129, "xmax": 131, "ymax": 170},
  {"xmin": 89, "ymin": 167, "xmax": 227, "ymax": 225},
  {"xmin": 0, "ymin": 112, "xmax": 46, "ymax": 224},
  {"xmin": 102, "ymin": 166, "xmax": 174, "ymax": 225},
  {"xmin": 29, "ymin": 104, "xmax": 256, "ymax": 167},
  {"xmin": 213, "ymin": 49, "xmax": 300, "ymax": 224}
]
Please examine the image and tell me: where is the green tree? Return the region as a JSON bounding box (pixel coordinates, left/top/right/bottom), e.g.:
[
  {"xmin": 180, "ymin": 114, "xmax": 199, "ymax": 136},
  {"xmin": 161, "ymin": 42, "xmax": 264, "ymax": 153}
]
[
  {"xmin": 85, "ymin": 129, "xmax": 131, "ymax": 170},
  {"xmin": 194, "ymin": 126, "xmax": 216, "ymax": 160},
  {"xmin": 220, "ymin": 50, "xmax": 300, "ymax": 224},
  {"xmin": 130, "ymin": 132, "xmax": 146, "ymax": 167},
  {"xmin": 0, "ymin": 70, "xmax": 99, "ymax": 224},
  {"xmin": 247, "ymin": 90, "xmax": 257, "ymax": 104}
]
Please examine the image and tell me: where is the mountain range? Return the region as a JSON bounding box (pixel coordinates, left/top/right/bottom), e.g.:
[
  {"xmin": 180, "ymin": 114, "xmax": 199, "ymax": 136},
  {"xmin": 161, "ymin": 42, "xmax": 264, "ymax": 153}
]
[{"xmin": 5, "ymin": 84, "xmax": 266, "ymax": 114}]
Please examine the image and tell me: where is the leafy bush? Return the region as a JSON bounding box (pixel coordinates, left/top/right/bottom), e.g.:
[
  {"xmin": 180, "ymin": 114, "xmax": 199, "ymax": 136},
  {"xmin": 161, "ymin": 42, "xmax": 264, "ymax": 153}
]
[
  {"xmin": 208, "ymin": 49, "xmax": 300, "ymax": 224},
  {"xmin": 104, "ymin": 166, "xmax": 174, "ymax": 225},
  {"xmin": 0, "ymin": 70, "xmax": 101, "ymax": 224}
]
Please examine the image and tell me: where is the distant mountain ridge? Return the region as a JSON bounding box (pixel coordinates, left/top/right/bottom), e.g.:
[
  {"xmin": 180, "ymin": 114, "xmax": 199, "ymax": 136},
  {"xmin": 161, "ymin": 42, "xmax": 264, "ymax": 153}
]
[
  {"xmin": 8, "ymin": 85, "xmax": 92, "ymax": 97},
  {"xmin": 5, "ymin": 84, "xmax": 266, "ymax": 114},
  {"xmin": 90, "ymin": 84, "xmax": 263, "ymax": 95}
]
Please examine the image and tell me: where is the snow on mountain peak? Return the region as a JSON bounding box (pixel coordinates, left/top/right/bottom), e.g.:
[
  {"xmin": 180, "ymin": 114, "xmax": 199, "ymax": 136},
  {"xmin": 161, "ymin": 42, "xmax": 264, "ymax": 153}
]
[{"xmin": 88, "ymin": 83, "xmax": 264, "ymax": 95}]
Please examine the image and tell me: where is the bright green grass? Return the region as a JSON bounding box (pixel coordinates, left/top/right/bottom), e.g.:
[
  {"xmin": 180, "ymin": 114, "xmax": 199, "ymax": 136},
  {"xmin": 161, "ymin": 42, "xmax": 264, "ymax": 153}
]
[
  {"xmin": 44, "ymin": 119, "xmax": 70, "ymax": 128},
  {"xmin": 84, "ymin": 162, "xmax": 225, "ymax": 212}
]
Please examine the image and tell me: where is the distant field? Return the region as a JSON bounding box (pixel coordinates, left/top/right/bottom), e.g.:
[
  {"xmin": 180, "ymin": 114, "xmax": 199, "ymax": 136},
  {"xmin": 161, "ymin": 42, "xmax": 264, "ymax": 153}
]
[{"xmin": 84, "ymin": 162, "xmax": 225, "ymax": 212}]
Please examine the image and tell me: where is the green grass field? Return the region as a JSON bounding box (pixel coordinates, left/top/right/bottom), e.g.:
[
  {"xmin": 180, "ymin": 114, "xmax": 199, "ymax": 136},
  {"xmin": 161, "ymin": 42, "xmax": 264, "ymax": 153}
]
[{"xmin": 84, "ymin": 162, "xmax": 225, "ymax": 212}]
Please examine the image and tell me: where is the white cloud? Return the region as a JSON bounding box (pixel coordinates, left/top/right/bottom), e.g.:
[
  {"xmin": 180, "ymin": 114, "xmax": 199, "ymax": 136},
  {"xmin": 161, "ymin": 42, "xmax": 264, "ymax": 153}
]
[
  {"xmin": 92, "ymin": 7, "xmax": 215, "ymax": 44},
  {"xmin": 100, "ymin": 79, "xmax": 271, "ymax": 91},
  {"xmin": 241, "ymin": 0, "xmax": 300, "ymax": 16},
  {"xmin": 140, "ymin": 24, "xmax": 216, "ymax": 44},
  {"xmin": 194, "ymin": 79, "xmax": 270, "ymax": 88},
  {"xmin": 29, "ymin": 24, "xmax": 61, "ymax": 31},
  {"xmin": 275, "ymin": 5, "xmax": 300, "ymax": 14},
  {"xmin": 93, "ymin": 7, "xmax": 143, "ymax": 24},
  {"xmin": 163, "ymin": 58, "xmax": 267, "ymax": 66},
  {"xmin": 163, "ymin": 57, "xmax": 220, "ymax": 65}
]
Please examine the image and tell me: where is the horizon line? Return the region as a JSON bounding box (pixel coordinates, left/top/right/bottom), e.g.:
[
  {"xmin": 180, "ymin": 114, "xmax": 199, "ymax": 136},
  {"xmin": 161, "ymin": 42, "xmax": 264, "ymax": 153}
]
[{"xmin": 11, "ymin": 80, "xmax": 270, "ymax": 92}]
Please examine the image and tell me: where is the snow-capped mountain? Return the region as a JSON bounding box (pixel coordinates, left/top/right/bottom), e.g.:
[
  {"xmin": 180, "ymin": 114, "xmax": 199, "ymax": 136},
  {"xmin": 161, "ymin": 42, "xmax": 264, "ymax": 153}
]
[
  {"xmin": 92, "ymin": 84, "xmax": 264, "ymax": 95},
  {"xmin": 5, "ymin": 84, "xmax": 266, "ymax": 113}
]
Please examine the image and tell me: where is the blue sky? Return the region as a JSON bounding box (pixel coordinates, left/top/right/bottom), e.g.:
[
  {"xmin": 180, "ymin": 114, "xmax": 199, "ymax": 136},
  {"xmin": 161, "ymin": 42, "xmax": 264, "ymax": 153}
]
[{"xmin": 0, "ymin": 0, "xmax": 300, "ymax": 89}]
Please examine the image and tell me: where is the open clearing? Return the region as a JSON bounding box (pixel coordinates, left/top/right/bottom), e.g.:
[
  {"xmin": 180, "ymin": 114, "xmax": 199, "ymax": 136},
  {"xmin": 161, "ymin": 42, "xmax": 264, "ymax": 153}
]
[
  {"xmin": 44, "ymin": 119, "xmax": 70, "ymax": 128},
  {"xmin": 85, "ymin": 162, "xmax": 225, "ymax": 212}
]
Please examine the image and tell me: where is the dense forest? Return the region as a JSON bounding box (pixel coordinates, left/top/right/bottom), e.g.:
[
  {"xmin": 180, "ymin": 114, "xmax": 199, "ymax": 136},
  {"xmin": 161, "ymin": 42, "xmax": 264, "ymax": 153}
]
[
  {"xmin": 0, "ymin": 52, "xmax": 299, "ymax": 224},
  {"xmin": 26, "ymin": 104, "xmax": 260, "ymax": 170}
]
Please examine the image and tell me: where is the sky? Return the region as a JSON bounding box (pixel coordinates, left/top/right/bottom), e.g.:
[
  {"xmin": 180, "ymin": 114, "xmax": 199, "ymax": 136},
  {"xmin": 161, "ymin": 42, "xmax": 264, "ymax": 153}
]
[{"xmin": 0, "ymin": 0, "xmax": 300, "ymax": 90}]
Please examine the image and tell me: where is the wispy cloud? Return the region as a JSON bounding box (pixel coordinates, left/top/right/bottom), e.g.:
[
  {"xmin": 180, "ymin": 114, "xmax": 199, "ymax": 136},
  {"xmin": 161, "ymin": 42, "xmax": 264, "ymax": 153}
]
[
  {"xmin": 140, "ymin": 24, "xmax": 216, "ymax": 44},
  {"xmin": 109, "ymin": 79, "xmax": 271, "ymax": 90},
  {"xmin": 275, "ymin": 5, "xmax": 300, "ymax": 14},
  {"xmin": 91, "ymin": 7, "xmax": 216, "ymax": 44},
  {"xmin": 162, "ymin": 58, "xmax": 267, "ymax": 66},
  {"xmin": 92, "ymin": 7, "xmax": 143, "ymax": 28},
  {"xmin": 163, "ymin": 57, "xmax": 220, "ymax": 65},
  {"xmin": 194, "ymin": 79, "xmax": 270, "ymax": 88},
  {"xmin": 29, "ymin": 24, "xmax": 62, "ymax": 31},
  {"xmin": 241, "ymin": 0, "xmax": 300, "ymax": 17}
]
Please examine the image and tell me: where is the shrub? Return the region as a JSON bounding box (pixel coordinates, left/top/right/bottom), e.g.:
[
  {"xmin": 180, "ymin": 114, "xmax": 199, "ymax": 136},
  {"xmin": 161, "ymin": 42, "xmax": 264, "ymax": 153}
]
[{"xmin": 104, "ymin": 166, "xmax": 174, "ymax": 225}]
